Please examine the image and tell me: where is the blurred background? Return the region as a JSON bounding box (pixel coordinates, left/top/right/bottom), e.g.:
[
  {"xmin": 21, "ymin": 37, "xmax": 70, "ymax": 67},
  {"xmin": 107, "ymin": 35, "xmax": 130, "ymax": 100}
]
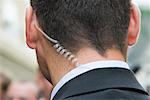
[
  {"xmin": 0, "ymin": 0, "xmax": 37, "ymax": 81},
  {"xmin": 0, "ymin": 0, "xmax": 150, "ymax": 92}
]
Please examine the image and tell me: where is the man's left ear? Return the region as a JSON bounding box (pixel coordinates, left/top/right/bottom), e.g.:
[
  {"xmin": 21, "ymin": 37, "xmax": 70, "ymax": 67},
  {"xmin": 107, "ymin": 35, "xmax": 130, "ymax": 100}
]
[
  {"xmin": 128, "ymin": 2, "xmax": 141, "ymax": 46},
  {"xmin": 25, "ymin": 6, "xmax": 38, "ymax": 49}
]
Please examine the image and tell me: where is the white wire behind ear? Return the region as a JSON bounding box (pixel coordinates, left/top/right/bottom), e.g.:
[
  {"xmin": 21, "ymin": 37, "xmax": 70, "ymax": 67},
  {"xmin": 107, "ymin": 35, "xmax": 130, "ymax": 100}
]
[{"xmin": 34, "ymin": 24, "xmax": 79, "ymax": 66}]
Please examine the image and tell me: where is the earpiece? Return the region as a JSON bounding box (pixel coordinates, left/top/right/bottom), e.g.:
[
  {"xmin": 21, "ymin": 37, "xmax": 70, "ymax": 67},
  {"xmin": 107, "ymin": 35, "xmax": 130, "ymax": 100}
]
[{"xmin": 35, "ymin": 24, "xmax": 79, "ymax": 66}]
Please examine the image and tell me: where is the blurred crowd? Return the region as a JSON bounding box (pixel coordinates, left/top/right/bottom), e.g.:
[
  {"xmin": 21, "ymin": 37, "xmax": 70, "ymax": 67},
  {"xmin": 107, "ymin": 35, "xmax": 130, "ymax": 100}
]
[{"xmin": 0, "ymin": 71, "xmax": 53, "ymax": 100}]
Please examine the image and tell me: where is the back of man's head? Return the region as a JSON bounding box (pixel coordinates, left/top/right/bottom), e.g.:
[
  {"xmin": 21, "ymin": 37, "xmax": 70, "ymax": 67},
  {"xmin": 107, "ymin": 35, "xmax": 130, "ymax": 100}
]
[
  {"xmin": 30, "ymin": 0, "xmax": 131, "ymax": 56},
  {"xmin": 26, "ymin": 0, "xmax": 140, "ymax": 85}
]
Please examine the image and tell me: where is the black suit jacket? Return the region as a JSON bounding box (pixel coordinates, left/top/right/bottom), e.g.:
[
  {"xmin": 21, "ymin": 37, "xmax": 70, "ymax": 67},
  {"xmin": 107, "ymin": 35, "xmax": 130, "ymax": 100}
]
[{"xmin": 53, "ymin": 68, "xmax": 150, "ymax": 100}]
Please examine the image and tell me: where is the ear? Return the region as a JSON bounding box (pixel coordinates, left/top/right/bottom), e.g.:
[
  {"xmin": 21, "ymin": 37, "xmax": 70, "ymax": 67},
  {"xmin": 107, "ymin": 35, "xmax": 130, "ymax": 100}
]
[
  {"xmin": 25, "ymin": 6, "xmax": 38, "ymax": 49},
  {"xmin": 128, "ymin": 3, "xmax": 141, "ymax": 46}
]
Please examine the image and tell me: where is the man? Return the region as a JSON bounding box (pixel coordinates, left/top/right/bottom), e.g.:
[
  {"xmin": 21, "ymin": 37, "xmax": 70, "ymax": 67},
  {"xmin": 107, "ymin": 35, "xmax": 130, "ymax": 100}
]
[
  {"xmin": 26, "ymin": 0, "xmax": 150, "ymax": 100},
  {"xmin": 6, "ymin": 81, "xmax": 40, "ymax": 100}
]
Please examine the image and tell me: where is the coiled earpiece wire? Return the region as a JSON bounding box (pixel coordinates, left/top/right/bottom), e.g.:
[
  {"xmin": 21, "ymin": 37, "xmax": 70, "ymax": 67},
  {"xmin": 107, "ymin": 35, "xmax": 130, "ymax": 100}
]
[{"xmin": 34, "ymin": 23, "xmax": 79, "ymax": 66}]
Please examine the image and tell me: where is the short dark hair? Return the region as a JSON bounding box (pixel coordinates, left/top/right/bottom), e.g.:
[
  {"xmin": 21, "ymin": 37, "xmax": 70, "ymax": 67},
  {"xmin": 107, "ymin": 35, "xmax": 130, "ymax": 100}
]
[{"xmin": 31, "ymin": 0, "xmax": 131, "ymax": 56}]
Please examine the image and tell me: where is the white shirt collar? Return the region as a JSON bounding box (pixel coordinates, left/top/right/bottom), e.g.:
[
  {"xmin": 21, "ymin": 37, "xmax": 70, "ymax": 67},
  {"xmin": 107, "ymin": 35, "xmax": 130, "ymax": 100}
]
[{"xmin": 50, "ymin": 60, "xmax": 130, "ymax": 100}]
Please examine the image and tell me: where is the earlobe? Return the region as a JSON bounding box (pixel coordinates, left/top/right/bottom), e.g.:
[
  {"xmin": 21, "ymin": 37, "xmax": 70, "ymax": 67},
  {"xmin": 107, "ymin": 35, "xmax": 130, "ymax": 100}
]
[
  {"xmin": 128, "ymin": 2, "xmax": 141, "ymax": 46},
  {"xmin": 26, "ymin": 5, "xmax": 37, "ymax": 49}
]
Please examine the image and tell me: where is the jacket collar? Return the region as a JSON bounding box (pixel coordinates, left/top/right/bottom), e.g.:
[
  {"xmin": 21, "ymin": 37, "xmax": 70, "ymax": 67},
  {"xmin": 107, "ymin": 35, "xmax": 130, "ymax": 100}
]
[{"xmin": 53, "ymin": 68, "xmax": 148, "ymax": 99}]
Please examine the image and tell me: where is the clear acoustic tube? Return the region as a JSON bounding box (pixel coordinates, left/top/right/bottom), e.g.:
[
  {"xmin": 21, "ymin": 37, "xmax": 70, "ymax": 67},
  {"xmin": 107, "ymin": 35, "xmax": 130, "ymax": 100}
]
[{"xmin": 35, "ymin": 24, "xmax": 79, "ymax": 66}]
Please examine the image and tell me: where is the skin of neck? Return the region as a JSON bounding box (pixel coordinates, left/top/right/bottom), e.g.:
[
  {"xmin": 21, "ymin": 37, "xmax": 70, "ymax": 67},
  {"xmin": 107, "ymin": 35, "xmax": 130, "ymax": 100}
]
[{"xmin": 45, "ymin": 43, "xmax": 126, "ymax": 86}]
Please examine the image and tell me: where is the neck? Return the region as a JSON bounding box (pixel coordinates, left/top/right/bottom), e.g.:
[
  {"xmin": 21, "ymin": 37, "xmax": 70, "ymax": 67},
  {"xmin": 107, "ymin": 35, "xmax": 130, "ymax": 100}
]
[
  {"xmin": 47, "ymin": 47, "xmax": 125, "ymax": 86},
  {"xmin": 77, "ymin": 48, "xmax": 125, "ymax": 64}
]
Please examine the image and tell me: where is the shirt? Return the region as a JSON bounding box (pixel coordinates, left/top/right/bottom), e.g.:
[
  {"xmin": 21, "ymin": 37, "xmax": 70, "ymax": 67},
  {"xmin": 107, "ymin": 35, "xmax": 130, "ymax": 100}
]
[{"xmin": 50, "ymin": 60, "xmax": 130, "ymax": 100}]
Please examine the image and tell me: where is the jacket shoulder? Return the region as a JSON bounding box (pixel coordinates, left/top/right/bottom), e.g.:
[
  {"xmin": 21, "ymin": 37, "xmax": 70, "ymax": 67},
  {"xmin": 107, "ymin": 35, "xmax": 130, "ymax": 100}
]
[{"xmin": 64, "ymin": 89, "xmax": 150, "ymax": 100}]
